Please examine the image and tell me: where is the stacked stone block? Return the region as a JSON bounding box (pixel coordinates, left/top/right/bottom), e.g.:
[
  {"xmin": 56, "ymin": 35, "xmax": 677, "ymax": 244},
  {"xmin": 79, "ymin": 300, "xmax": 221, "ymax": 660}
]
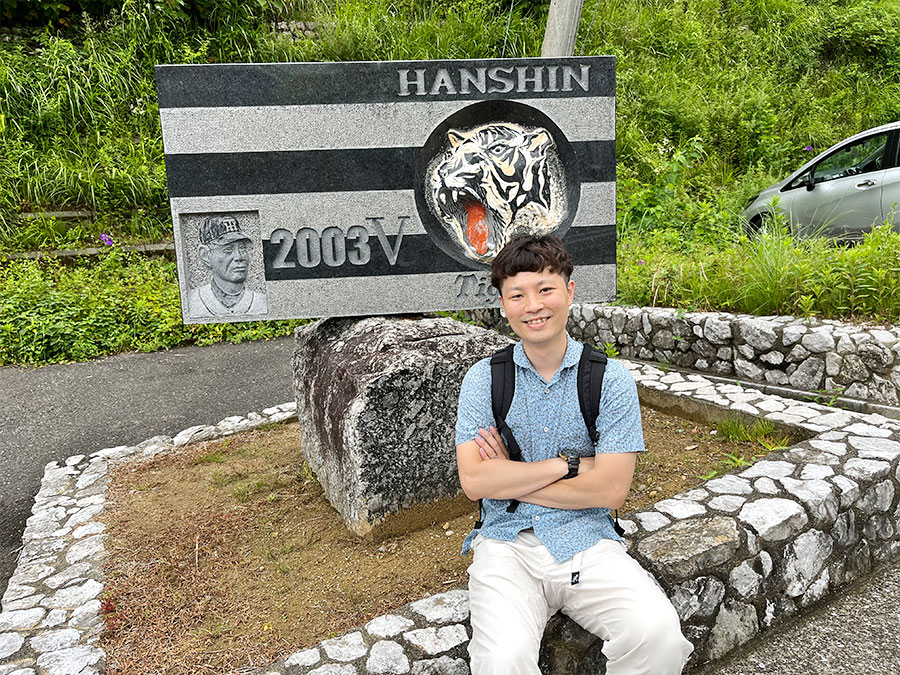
[
  {"xmin": 565, "ymin": 305, "xmax": 900, "ymax": 408},
  {"xmin": 255, "ymin": 591, "xmax": 471, "ymax": 675},
  {"xmin": 467, "ymin": 305, "xmax": 900, "ymax": 408}
]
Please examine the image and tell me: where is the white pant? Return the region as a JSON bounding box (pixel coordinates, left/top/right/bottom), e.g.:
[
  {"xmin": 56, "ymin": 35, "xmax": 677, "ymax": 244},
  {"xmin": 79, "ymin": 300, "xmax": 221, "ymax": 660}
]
[{"xmin": 467, "ymin": 531, "xmax": 693, "ymax": 675}]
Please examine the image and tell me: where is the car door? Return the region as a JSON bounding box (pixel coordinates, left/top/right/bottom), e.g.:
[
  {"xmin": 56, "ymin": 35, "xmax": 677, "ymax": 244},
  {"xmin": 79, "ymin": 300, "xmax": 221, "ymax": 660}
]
[
  {"xmin": 881, "ymin": 134, "xmax": 900, "ymax": 229},
  {"xmin": 780, "ymin": 131, "xmax": 891, "ymax": 239}
]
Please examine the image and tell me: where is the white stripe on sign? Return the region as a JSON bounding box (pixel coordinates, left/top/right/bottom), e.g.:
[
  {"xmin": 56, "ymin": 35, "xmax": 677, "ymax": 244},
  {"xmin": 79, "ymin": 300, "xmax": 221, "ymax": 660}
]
[
  {"xmin": 160, "ymin": 97, "xmax": 615, "ymax": 155},
  {"xmin": 168, "ymin": 183, "xmax": 614, "ymax": 238},
  {"xmin": 170, "ymin": 190, "xmax": 428, "ymax": 236}
]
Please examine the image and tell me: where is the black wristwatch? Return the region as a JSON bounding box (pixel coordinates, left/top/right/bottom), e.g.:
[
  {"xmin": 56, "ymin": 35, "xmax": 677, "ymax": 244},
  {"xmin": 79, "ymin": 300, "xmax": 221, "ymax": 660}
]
[{"xmin": 559, "ymin": 452, "xmax": 580, "ymax": 479}]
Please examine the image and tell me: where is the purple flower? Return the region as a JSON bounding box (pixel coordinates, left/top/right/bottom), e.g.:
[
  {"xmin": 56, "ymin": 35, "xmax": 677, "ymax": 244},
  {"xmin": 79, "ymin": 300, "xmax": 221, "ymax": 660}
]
[
  {"xmin": 805, "ymin": 146, "xmax": 813, "ymax": 152},
  {"xmin": 625, "ymin": 243, "xmax": 630, "ymax": 250},
  {"xmin": 637, "ymin": 259, "xmax": 646, "ymax": 266},
  {"xmin": 99, "ymin": 233, "xmax": 113, "ymax": 246}
]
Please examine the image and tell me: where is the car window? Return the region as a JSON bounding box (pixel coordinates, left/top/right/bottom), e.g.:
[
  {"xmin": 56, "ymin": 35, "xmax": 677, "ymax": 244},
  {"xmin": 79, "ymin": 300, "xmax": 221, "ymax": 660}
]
[{"xmin": 813, "ymin": 133, "xmax": 888, "ymax": 184}]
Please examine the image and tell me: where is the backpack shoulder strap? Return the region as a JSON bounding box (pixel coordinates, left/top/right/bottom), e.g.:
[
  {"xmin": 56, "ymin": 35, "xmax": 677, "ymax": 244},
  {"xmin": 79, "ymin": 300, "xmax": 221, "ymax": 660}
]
[
  {"xmin": 490, "ymin": 344, "xmax": 522, "ymax": 465},
  {"xmin": 576, "ymin": 344, "xmax": 624, "ymax": 535},
  {"xmin": 490, "ymin": 345, "xmax": 515, "ymax": 425},
  {"xmin": 489, "ymin": 344, "xmax": 523, "ymax": 514},
  {"xmin": 476, "ymin": 347, "xmax": 515, "ymax": 530},
  {"xmin": 577, "ymin": 344, "xmax": 608, "ymax": 446}
]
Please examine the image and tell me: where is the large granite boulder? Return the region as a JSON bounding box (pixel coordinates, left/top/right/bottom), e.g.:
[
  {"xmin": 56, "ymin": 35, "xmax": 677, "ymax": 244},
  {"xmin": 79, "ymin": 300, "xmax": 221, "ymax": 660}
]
[{"xmin": 292, "ymin": 316, "xmax": 511, "ymax": 536}]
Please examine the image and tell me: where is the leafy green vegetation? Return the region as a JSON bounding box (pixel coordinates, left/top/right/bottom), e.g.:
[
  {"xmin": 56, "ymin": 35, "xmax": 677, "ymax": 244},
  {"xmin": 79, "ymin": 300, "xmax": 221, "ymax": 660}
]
[
  {"xmin": 715, "ymin": 417, "xmax": 776, "ymax": 443},
  {"xmin": 617, "ymin": 219, "xmax": 900, "ymax": 322},
  {"xmin": 694, "ymin": 417, "xmax": 790, "ymax": 480},
  {"xmin": 4, "ymin": 0, "xmax": 899, "ymax": 240},
  {"xmin": 0, "ymin": 0, "xmax": 544, "ymax": 246},
  {"xmin": 2, "ymin": 0, "xmax": 900, "ymax": 365},
  {"xmin": 0, "ymin": 249, "xmax": 304, "ymax": 366}
]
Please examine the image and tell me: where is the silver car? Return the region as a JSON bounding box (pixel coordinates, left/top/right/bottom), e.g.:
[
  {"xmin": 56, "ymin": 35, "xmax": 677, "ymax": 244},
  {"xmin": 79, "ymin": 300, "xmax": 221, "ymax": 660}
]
[{"xmin": 742, "ymin": 121, "xmax": 900, "ymax": 239}]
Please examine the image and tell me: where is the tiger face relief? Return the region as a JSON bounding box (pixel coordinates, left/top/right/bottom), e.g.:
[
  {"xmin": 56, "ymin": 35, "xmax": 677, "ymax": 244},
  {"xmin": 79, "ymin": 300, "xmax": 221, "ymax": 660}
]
[{"xmin": 428, "ymin": 122, "xmax": 562, "ymax": 262}]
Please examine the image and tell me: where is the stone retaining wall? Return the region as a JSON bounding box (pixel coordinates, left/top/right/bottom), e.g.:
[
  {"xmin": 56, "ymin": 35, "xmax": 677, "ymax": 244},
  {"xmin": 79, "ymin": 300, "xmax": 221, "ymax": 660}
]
[
  {"xmin": 5, "ymin": 332, "xmax": 900, "ymax": 674},
  {"xmin": 251, "ymin": 362, "xmax": 900, "ymax": 674},
  {"xmin": 0, "ymin": 404, "xmax": 298, "ymax": 675},
  {"xmin": 468, "ymin": 305, "xmax": 900, "ymax": 409},
  {"xmin": 620, "ymin": 362, "xmax": 900, "ymax": 663}
]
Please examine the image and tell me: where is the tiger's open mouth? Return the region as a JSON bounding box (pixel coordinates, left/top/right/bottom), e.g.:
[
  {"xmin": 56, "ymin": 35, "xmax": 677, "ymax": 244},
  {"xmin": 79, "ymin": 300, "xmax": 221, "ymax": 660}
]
[{"xmin": 438, "ymin": 186, "xmax": 500, "ymax": 257}]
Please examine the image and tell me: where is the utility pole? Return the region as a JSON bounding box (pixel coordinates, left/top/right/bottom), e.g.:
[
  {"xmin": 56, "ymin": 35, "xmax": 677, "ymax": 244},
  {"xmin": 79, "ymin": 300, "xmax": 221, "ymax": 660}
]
[{"xmin": 540, "ymin": 0, "xmax": 585, "ymax": 57}]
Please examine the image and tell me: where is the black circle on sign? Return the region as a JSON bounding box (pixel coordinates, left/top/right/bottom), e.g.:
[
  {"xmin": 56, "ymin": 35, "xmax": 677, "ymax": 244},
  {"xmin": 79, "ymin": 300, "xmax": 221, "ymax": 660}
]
[{"xmin": 415, "ymin": 100, "xmax": 581, "ymax": 270}]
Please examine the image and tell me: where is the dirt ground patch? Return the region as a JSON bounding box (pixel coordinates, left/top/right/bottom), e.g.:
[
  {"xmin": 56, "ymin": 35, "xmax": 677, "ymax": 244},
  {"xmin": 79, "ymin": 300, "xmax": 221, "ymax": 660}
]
[{"xmin": 100, "ymin": 409, "xmax": 789, "ymax": 674}]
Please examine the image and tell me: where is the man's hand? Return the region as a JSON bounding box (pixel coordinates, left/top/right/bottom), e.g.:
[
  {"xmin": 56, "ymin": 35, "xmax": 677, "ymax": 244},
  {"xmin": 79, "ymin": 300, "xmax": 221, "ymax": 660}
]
[
  {"xmin": 456, "ymin": 434, "xmax": 567, "ymax": 501},
  {"xmin": 474, "ymin": 428, "xmax": 596, "ymax": 476},
  {"xmin": 474, "ymin": 426, "xmax": 509, "ymax": 460},
  {"xmin": 518, "ymin": 452, "xmax": 637, "ymax": 510}
]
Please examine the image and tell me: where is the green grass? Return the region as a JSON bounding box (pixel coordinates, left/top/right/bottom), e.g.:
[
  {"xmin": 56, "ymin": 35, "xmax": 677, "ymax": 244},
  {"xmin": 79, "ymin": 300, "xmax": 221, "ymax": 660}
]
[
  {"xmin": 715, "ymin": 418, "xmax": 777, "ymax": 443},
  {"xmin": 715, "ymin": 418, "xmax": 790, "ymax": 452},
  {"xmin": 695, "ymin": 417, "xmax": 790, "ymax": 480},
  {"xmin": 4, "ymin": 211, "xmax": 170, "ymax": 252},
  {"xmin": 617, "ymin": 220, "xmax": 900, "ymax": 322}
]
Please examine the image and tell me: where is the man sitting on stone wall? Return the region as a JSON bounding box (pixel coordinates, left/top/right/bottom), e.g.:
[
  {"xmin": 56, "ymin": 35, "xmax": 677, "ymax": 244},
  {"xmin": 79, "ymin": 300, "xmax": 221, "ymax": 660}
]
[{"xmin": 455, "ymin": 234, "xmax": 693, "ymax": 674}]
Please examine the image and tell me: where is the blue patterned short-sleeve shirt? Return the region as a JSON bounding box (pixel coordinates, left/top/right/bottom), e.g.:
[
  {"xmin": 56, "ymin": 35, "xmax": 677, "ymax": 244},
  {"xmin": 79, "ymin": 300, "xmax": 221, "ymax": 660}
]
[{"xmin": 455, "ymin": 333, "xmax": 645, "ymax": 563}]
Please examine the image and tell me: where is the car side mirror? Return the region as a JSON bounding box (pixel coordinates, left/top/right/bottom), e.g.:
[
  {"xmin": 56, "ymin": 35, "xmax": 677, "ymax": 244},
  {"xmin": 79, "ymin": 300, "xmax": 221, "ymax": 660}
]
[{"xmin": 805, "ymin": 172, "xmax": 815, "ymax": 191}]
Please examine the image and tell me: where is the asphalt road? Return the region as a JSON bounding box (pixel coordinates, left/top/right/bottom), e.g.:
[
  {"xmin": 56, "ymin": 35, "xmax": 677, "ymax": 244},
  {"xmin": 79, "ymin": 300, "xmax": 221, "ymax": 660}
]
[{"xmin": 0, "ymin": 336, "xmax": 296, "ymax": 598}]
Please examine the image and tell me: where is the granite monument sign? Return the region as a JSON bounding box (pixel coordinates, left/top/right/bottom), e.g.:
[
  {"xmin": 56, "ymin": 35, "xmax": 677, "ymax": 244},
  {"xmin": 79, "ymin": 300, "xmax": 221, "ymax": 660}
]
[{"xmin": 156, "ymin": 57, "xmax": 616, "ymax": 323}]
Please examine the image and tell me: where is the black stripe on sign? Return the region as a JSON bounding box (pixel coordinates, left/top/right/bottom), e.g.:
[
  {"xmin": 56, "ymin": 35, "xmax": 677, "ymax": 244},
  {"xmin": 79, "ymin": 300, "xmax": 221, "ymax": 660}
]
[
  {"xmin": 262, "ymin": 225, "xmax": 615, "ymax": 281},
  {"xmin": 156, "ymin": 58, "xmax": 614, "ymax": 108},
  {"xmin": 566, "ymin": 224, "xmax": 616, "ymax": 267},
  {"xmin": 165, "ymin": 141, "xmax": 614, "ymax": 198}
]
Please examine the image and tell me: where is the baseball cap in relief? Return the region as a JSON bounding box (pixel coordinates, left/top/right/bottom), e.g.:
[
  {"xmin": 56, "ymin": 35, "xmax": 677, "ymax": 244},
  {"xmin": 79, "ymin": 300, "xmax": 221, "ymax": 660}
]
[{"xmin": 200, "ymin": 215, "xmax": 251, "ymax": 245}]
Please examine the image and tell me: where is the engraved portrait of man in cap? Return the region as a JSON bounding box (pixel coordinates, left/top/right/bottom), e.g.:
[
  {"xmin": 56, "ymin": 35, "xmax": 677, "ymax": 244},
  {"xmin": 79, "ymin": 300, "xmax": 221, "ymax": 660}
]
[{"xmin": 188, "ymin": 214, "xmax": 269, "ymax": 318}]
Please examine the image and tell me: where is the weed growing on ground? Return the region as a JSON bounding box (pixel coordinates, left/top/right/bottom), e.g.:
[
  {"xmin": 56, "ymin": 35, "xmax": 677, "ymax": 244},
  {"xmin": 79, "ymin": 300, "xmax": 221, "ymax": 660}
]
[
  {"xmin": 695, "ymin": 417, "xmax": 791, "ymax": 479},
  {"xmin": 602, "ymin": 342, "xmax": 620, "ymax": 358},
  {"xmin": 715, "ymin": 417, "xmax": 776, "ymax": 443},
  {"xmin": 804, "ymin": 386, "xmax": 847, "ymax": 407},
  {"xmin": 194, "ymin": 451, "xmax": 227, "ymax": 465},
  {"xmin": 721, "ymin": 451, "xmax": 752, "ymax": 470}
]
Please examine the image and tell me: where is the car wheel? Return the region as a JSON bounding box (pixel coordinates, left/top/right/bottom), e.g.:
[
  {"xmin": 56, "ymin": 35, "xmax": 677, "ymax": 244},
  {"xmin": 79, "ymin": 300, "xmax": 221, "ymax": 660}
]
[{"xmin": 743, "ymin": 214, "xmax": 764, "ymax": 236}]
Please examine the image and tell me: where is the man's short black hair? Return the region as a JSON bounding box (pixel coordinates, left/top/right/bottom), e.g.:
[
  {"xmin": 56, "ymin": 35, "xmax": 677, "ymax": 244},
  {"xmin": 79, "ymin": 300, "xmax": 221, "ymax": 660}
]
[{"xmin": 491, "ymin": 234, "xmax": 574, "ymax": 295}]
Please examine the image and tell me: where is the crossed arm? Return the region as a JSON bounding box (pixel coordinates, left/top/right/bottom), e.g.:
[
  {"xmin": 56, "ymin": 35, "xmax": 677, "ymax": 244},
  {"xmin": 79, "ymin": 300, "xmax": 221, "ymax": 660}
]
[{"xmin": 456, "ymin": 426, "xmax": 637, "ymax": 511}]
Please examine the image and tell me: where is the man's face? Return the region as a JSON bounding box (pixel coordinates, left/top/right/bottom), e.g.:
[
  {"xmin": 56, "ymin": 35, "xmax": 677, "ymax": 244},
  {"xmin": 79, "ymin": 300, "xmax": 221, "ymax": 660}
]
[
  {"xmin": 201, "ymin": 240, "xmax": 250, "ymax": 284},
  {"xmin": 498, "ymin": 268, "xmax": 574, "ymax": 348}
]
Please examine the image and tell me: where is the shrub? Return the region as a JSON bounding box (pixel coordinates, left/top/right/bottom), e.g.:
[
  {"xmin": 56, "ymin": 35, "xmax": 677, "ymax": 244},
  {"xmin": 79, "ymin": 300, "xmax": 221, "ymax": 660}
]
[
  {"xmin": 0, "ymin": 0, "xmax": 292, "ymax": 27},
  {"xmin": 617, "ymin": 221, "xmax": 900, "ymax": 322},
  {"xmin": 0, "ymin": 249, "xmax": 304, "ymax": 365}
]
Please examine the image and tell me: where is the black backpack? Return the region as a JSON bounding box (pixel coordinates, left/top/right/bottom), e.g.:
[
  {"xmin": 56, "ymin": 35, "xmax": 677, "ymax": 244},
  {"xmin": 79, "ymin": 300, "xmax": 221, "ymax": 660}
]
[{"xmin": 476, "ymin": 342, "xmax": 624, "ymax": 536}]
